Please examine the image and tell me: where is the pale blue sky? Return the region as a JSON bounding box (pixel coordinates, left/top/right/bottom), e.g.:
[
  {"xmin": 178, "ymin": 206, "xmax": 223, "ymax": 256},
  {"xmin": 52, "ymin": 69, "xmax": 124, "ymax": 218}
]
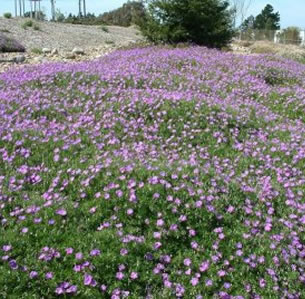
[{"xmin": 0, "ymin": 1, "xmax": 304, "ymax": 28}]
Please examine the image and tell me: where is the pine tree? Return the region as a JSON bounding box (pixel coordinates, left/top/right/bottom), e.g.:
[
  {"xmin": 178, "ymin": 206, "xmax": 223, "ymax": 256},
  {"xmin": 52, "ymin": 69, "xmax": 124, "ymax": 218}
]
[
  {"xmin": 140, "ymin": 0, "xmax": 234, "ymax": 48},
  {"xmin": 253, "ymin": 4, "xmax": 280, "ymax": 30}
]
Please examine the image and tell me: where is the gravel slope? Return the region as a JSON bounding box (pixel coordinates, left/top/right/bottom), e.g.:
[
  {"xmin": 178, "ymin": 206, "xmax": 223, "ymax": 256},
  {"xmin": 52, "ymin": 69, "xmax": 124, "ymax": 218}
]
[{"xmin": 0, "ymin": 17, "xmax": 142, "ymax": 51}]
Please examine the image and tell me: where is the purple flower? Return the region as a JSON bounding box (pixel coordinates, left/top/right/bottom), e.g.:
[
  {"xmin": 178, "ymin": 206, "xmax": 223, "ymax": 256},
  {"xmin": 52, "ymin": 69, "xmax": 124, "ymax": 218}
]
[
  {"xmin": 116, "ymin": 272, "xmax": 124, "ymax": 280},
  {"xmin": 45, "ymin": 272, "xmax": 54, "ymax": 280},
  {"xmin": 29, "ymin": 271, "xmax": 38, "ymax": 279},
  {"xmin": 9, "ymin": 260, "xmax": 18, "ymax": 270},
  {"xmin": 56, "ymin": 208, "xmax": 67, "ymax": 216},
  {"xmin": 130, "ymin": 272, "xmax": 138, "ymax": 280},
  {"xmin": 90, "ymin": 249, "xmax": 101, "ymax": 256},
  {"xmin": 2, "ymin": 245, "xmax": 12, "ymax": 252},
  {"xmin": 184, "ymin": 258, "xmax": 192, "ymax": 267}
]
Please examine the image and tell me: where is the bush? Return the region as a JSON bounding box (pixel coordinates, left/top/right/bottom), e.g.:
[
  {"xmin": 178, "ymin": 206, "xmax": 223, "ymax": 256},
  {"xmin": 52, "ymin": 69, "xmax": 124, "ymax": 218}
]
[
  {"xmin": 31, "ymin": 48, "xmax": 43, "ymax": 54},
  {"xmin": 33, "ymin": 24, "xmax": 41, "ymax": 31},
  {"xmin": 22, "ymin": 20, "xmax": 33, "ymax": 29},
  {"xmin": 140, "ymin": 0, "xmax": 234, "ymax": 48},
  {"xmin": 0, "ymin": 32, "xmax": 25, "ymax": 52},
  {"xmin": 101, "ymin": 26, "xmax": 109, "ymax": 33},
  {"xmin": 277, "ymin": 27, "xmax": 302, "ymax": 45},
  {"xmin": 3, "ymin": 12, "xmax": 12, "ymax": 19}
]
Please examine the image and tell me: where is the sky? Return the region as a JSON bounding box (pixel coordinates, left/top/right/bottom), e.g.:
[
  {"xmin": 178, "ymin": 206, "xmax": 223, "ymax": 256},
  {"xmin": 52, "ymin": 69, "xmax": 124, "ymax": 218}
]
[{"xmin": 0, "ymin": 0, "xmax": 304, "ymax": 29}]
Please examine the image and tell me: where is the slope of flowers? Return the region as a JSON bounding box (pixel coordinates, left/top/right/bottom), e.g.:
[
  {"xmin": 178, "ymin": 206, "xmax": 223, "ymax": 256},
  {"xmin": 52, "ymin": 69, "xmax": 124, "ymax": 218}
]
[{"xmin": 0, "ymin": 47, "xmax": 305, "ymax": 298}]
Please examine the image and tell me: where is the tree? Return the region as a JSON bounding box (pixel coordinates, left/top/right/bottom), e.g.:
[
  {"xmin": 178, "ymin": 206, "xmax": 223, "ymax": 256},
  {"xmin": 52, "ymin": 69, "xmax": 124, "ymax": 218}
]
[
  {"xmin": 140, "ymin": 0, "xmax": 234, "ymax": 48},
  {"xmin": 99, "ymin": 1, "xmax": 146, "ymax": 27},
  {"xmin": 253, "ymin": 4, "xmax": 280, "ymax": 30},
  {"xmin": 24, "ymin": 10, "xmax": 46, "ymax": 21},
  {"xmin": 230, "ymin": 0, "xmax": 254, "ymax": 28},
  {"xmin": 240, "ymin": 15, "xmax": 255, "ymax": 31},
  {"xmin": 55, "ymin": 9, "xmax": 65, "ymax": 22}
]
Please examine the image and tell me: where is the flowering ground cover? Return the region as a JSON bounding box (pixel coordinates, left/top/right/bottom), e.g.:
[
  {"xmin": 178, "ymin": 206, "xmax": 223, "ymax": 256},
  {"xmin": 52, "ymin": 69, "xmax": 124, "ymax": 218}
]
[{"xmin": 0, "ymin": 47, "xmax": 305, "ymax": 298}]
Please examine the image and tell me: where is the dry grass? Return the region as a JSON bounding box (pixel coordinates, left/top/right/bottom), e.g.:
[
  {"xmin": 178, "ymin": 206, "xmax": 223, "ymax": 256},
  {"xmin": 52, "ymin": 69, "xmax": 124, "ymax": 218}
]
[{"xmin": 238, "ymin": 40, "xmax": 305, "ymax": 62}]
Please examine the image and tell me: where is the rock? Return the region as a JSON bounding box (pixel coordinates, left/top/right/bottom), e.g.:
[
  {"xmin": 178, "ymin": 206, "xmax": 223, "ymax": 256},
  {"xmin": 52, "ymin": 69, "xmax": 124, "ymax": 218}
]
[
  {"xmin": 51, "ymin": 48, "xmax": 58, "ymax": 55},
  {"xmin": 33, "ymin": 56, "xmax": 43, "ymax": 62},
  {"xmin": 65, "ymin": 53, "xmax": 76, "ymax": 60},
  {"xmin": 72, "ymin": 47, "xmax": 85, "ymax": 55},
  {"xmin": 42, "ymin": 48, "xmax": 51, "ymax": 54},
  {"xmin": 13, "ymin": 55, "xmax": 26, "ymax": 63}
]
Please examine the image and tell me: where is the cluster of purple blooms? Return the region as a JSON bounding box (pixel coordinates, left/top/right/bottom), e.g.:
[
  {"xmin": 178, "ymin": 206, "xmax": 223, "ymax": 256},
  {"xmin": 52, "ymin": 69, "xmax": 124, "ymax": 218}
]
[{"xmin": 0, "ymin": 46, "xmax": 305, "ymax": 298}]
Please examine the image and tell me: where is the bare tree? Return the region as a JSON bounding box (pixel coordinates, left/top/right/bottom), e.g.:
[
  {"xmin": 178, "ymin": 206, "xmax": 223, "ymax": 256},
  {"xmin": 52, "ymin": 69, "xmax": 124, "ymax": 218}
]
[{"xmin": 230, "ymin": 0, "xmax": 254, "ymax": 28}]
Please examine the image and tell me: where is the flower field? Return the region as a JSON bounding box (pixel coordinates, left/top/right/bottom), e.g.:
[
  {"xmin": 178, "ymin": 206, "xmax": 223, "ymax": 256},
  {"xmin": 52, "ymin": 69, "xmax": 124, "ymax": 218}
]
[{"xmin": 0, "ymin": 47, "xmax": 305, "ymax": 298}]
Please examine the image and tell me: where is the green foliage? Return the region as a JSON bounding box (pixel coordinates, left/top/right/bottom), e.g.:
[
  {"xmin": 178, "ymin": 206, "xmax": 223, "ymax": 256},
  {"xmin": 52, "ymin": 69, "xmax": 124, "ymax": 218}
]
[
  {"xmin": 140, "ymin": 0, "xmax": 234, "ymax": 48},
  {"xmin": 101, "ymin": 26, "xmax": 109, "ymax": 33},
  {"xmin": 33, "ymin": 24, "xmax": 41, "ymax": 31},
  {"xmin": 240, "ymin": 15, "xmax": 255, "ymax": 31},
  {"xmin": 241, "ymin": 4, "xmax": 280, "ymax": 32},
  {"xmin": 31, "ymin": 48, "xmax": 43, "ymax": 55},
  {"xmin": 55, "ymin": 9, "xmax": 65, "ymax": 22},
  {"xmin": 253, "ymin": 4, "xmax": 280, "ymax": 30},
  {"xmin": 24, "ymin": 11, "xmax": 46, "ymax": 21},
  {"xmin": 277, "ymin": 27, "xmax": 302, "ymax": 45},
  {"xmin": 3, "ymin": 12, "xmax": 12, "ymax": 19},
  {"xmin": 63, "ymin": 1, "xmax": 145, "ymax": 27},
  {"xmin": 21, "ymin": 20, "xmax": 33, "ymax": 29},
  {"xmin": 99, "ymin": 1, "xmax": 146, "ymax": 27}
]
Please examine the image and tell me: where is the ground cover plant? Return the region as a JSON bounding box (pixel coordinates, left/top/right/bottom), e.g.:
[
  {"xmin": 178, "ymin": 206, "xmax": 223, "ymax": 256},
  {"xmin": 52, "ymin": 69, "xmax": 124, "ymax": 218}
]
[{"xmin": 0, "ymin": 47, "xmax": 305, "ymax": 298}]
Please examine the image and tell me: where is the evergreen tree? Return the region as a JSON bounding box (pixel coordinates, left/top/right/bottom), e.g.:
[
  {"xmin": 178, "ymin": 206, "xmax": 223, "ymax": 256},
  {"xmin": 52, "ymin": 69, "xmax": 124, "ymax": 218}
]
[
  {"xmin": 140, "ymin": 0, "xmax": 234, "ymax": 48},
  {"xmin": 253, "ymin": 4, "xmax": 280, "ymax": 30},
  {"xmin": 240, "ymin": 15, "xmax": 255, "ymax": 31}
]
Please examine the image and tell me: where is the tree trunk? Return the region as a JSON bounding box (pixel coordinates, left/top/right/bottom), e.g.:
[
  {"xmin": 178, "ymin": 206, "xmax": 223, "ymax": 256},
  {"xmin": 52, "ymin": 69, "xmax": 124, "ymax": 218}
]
[
  {"xmin": 14, "ymin": 0, "xmax": 17, "ymax": 17},
  {"xmin": 79, "ymin": 0, "xmax": 82, "ymax": 18},
  {"xmin": 51, "ymin": 0, "xmax": 55, "ymax": 21},
  {"xmin": 30, "ymin": 1, "xmax": 33, "ymax": 19},
  {"xmin": 19, "ymin": 0, "xmax": 22, "ymax": 17},
  {"xmin": 34, "ymin": 0, "xmax": 37, "ymax": 20},
  {"xmin": 83, "ymin": 0, "xmax": 86, "ymax": 17},
  {"xmin": 39, "ymin": 0, "xmax": 41, "ymax": 20}
]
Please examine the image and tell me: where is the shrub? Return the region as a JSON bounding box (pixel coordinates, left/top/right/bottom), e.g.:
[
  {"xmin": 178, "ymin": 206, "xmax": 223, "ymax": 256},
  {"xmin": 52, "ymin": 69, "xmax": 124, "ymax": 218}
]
[
  {"xmin": 3, "ymin": 12, "xmax": 12, "ymax": 19},
  {"xmin": 140, "ymin": 0, "xmax": 234, "ymax": 48},
  {"xmin": 105, "ymin": 39, "xmax": 115, "ymax": 45},
  {"xmin": 277, "ymin": 27, "xmax": 302, "ymax": 45},
  {"xmin": 33, "ymin": 24, "xmax": 41, "ymax": 31},
  {"xmin": 22, "ymin": 20, "xmax": 33, "ymax": 29},
  {"xmin": 0, "ymin": 32, "xmax": 25, "ymax": 52},
  {"xmin": 31, "ymin": 48, "xmax": 43, "ymax": 54},
  {"xmin": 101, "ymin": 26, "xmax": 109, "ymax": 33}
]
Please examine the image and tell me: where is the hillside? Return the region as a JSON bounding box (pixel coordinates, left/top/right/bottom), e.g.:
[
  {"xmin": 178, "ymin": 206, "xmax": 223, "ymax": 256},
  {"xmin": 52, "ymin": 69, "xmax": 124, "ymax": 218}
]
[
  {"xmin": 0, "ymin": 17, "xmax": 142, "ymax": 72},
  {"xmin": 0, "ymin": 17, "xmax": 141, "ymax": 50}
]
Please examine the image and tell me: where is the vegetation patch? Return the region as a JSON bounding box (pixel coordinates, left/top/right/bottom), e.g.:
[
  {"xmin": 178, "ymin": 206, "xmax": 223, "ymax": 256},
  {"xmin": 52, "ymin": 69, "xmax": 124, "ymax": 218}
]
[{"xmin": 0, "ymin": 47, "xmax": 304, "ymax": 298}]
